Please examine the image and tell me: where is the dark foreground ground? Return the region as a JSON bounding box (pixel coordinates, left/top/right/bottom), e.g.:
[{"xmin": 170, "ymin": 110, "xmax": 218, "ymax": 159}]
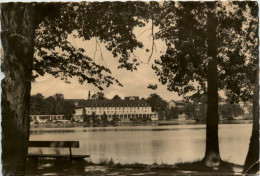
[{"xmin": 25, "ymin": 159, "xmax": 259, "ymax": 175}]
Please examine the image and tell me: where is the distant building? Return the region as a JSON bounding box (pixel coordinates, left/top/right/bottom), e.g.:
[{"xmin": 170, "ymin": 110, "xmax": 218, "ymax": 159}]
[
  {"xmin": 168, "ymin": 100, "xmax": 186, "ymax": 109},
  {"xmin": 73, "ymin": 97, "xmax": 158, "ymax": 122},
  {"xmin": 30, "ymin": 115, "xmax": 64, "ymax": 123},
  {"xmin": 65, "ymin": 99, "xmax": 85, "ymax": 106},
  {"xmin": 125, "ymin": 96, "xmax": 139, "ymax": 101}
]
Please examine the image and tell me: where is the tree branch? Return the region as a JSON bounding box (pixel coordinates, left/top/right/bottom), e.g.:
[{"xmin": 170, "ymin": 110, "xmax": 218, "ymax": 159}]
[
  {"xmin": 137, "ymin": 28, "xmax": 152, "ymax": 38},
  {"xmin": 132, "ymin": 52, "xmax": 147, "ymax": 64},
  {"xmin": 148, "ymin": 18, "xmax": 155, "ymax": 63},
  {"xmin": 96, "ymin": 38, "xmax": 107, "ymax": 67},
  {"xmin": 94, "ymin": 37, "xmax": 98, "ymax": 61}
]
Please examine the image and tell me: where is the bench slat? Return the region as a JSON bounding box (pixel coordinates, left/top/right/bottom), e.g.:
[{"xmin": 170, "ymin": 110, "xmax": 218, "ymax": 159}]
[
  {"xmin": 28, "ymin": 154, "xmax": 90, "ymax": 159},
  {"xmin": 28, "ymin": 141, "xmax": 79, "ymax": 148}
]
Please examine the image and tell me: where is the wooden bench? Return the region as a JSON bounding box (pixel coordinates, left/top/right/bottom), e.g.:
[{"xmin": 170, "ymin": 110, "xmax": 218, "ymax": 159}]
[
  {"xmin": 27, "ymin": 141, "xmax": 89, "ymax": 171},
  {"xmin": 28, "ymin": 141, "xmax": 90, "ymax": 159}
]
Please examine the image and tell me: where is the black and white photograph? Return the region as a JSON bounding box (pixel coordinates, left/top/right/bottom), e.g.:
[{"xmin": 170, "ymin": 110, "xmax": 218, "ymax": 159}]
[{"xmin": 1, "ymin": 1, "xmax": 259, "ymax": 175}]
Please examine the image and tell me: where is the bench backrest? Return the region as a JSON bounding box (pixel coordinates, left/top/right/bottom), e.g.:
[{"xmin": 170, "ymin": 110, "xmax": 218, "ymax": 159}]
[{"xmin": 29, "ymin": 141, "xmax": 79, "ymax": 148}]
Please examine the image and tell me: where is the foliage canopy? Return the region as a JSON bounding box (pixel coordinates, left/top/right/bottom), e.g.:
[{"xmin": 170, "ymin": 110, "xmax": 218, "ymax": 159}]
[
  {"xmin": 152, "ymin": 2, "xmax": 258, "ymax": 102},
  {"xmin": 33, "ymin": 2, "xmax": 257, "ymax": 103}
]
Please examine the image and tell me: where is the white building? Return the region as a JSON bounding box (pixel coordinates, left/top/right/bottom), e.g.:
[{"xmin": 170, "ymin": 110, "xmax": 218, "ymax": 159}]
[
  {"xmin": 73, "ymin": 97, "xmax": 158, "ymax": 122},
  {"xmin": 30, "ymin": 115, "xmax": 64, "ymax": 123},
  {"xmin": 168, "ymin": 100, "xmax": 186, "ymax": 109},
  {"xmin": 65, "ymin": 99, "xmax": 85, "ymax": 106}
]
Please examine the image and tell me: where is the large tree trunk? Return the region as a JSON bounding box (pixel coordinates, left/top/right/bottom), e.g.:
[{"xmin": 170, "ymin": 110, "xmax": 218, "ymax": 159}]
[
  {"xmin": 203, "ymin": 9, "xmax": 221, "ymax": 166},
  {"xmin": 243, "ymin": 2, "xmax": 259, "ymax": 173},
  {"xmin": 1, "ymin": 3, "xmax": 35, "ymax": 175},
  {"xmin": 243, "ymin": 60, "xmax": 259, "ymax": 173},
  {"xmin": 1, "ymin": 3, "xmax": 61, "ymax": 174}
]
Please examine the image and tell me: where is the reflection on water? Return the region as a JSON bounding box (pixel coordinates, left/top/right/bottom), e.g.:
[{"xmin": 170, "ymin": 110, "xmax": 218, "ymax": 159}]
[{"xmin": 29, "ymin": 124, "xmax": 251, "ymax": 165}]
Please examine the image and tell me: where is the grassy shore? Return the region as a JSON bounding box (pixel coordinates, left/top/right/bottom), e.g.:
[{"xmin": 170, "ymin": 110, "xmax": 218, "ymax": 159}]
[{"xmin": 26, "ymin": 158, "xmax": 248, "ymax": 175}]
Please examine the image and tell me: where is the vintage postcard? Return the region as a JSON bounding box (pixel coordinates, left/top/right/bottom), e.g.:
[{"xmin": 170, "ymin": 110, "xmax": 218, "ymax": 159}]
[{"xmin": 1, "ymin": 1, "xmax": 259, "ymax": 175}]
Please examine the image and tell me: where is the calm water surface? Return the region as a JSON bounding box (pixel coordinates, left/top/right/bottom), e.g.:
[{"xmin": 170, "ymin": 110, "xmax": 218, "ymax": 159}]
[{"xmin": 29, "ymin": 124, "xmax": 251, "ymax": 165}]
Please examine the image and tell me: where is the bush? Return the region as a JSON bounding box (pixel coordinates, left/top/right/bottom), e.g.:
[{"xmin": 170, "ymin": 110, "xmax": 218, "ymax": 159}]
[
  {"xmin": 194, "ymin": 104, "xmax": 207, "ymax": 121},
  {"xmin": 166, "ymin": 107, "xmax": 180, "ymax": 120},
  {"xmin": 219, "ymin": 103, "xmax": 244, "ymax": 120}
]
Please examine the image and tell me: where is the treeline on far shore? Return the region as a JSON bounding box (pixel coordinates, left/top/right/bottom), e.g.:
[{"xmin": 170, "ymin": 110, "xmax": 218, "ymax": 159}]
[
  {"xmin": 30, "ymin": 93, "xmax": 75, "ymax": 120},
  {"xmin": 142, "ymin": 93, "xmax": 252, "ymax": 121},
  {"xmin": 165, "ymin": 102, "xmax": 252, "ymax": 121},
  {"xmin": 30, "ymin": 92, "xmax": 252, "ymax": 122}
]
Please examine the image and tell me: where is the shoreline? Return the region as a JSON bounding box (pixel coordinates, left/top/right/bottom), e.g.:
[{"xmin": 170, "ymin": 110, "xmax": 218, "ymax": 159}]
[{"xmin": 30, "ymin": 119, "xmax": 253, "ymax": 129}]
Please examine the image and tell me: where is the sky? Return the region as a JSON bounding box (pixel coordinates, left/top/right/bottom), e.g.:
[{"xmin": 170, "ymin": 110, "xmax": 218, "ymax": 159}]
[{"xmin": 31, "ymin": 21, "xmax": 184, "ymax": 101}]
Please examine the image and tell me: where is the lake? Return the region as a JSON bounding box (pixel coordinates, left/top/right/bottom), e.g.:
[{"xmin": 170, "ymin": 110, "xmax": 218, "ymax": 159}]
[{"xmin": 29, "ymin": 124, "xmax": 252, "ymax": 165}]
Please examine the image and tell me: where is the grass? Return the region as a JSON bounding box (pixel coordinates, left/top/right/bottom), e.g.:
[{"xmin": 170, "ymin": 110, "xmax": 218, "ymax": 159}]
[
  {"xmin": 27, "ymin": 157, "xmax": 250, "ymax": 175},
  {"xmin": 72, "ymin": 157, "xmax": 243, "ymax": 170},
  {"xmin": 82, "ymin": 158, "xmax": 246, "ymax": 174},
  {"xmin": 174, "ymin": 159, "xmax": 244, "ymax": 173},
  {"xmin": 99, "ymin": 157, "xmax": 116, "ymax": 166},
  {"xmin": 85, "ymin": 158, "xmax": 240, "ymax": 170}
]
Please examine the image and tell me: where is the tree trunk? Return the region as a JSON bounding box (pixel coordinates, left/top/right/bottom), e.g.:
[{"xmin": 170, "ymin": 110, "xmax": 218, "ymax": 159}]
[
  {"xmin": 203, "ymin": 10, "xmax": 221, "ymax": 166},
  {"xmin": 243, "ymin": 60, "xmax": 259, "ymax": 173},
  {"xmin": 1, "ymin": 3, "xmax": 35, "ymax": 175}
]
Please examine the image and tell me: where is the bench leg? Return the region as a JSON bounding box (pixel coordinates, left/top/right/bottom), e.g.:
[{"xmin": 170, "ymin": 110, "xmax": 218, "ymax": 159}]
[
  {"xmin": 69, "ymin": 147, "xmax": 72, "ymax": 159},
  {"xmin": 70, "ymin": 158, "xmax": 85, "ymax": 173},
  {"xmin": 27, "ymin": 157, "xmax": 38, "ymax": 173}
]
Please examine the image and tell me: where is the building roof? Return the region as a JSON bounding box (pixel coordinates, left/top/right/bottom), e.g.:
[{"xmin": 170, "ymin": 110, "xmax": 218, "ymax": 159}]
[
  {"xmin": 65, "ymin": 99, "xmax": 85, "ymax": 102},
  {"xmin": 168, "ymin": 100, "xmax": 186, "ymax": 106},
  {"xmin": 77, "ymin": 99, "xmax": 151, "ymax": 108}
]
